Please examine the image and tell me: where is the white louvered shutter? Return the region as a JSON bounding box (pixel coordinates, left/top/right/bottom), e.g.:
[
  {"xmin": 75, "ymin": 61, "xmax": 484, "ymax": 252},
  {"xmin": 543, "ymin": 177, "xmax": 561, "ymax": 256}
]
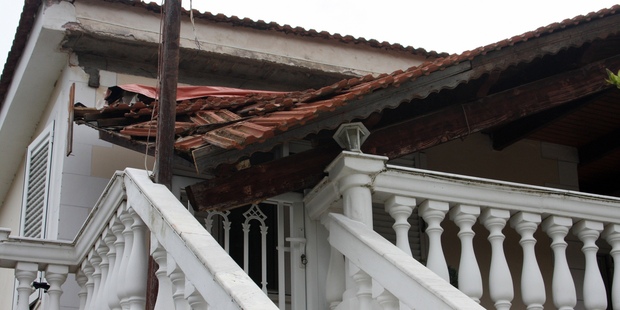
[{"xmin": 21, "ymin": 122, "xmax": 54, "ymax": 239}]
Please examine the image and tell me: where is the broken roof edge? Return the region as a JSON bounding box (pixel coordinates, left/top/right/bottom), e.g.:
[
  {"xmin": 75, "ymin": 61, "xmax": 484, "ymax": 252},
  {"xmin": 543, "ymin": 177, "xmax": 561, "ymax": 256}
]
[{"xmin": 98, "ymin": 0, "xmax": 449, "ymax": 58}]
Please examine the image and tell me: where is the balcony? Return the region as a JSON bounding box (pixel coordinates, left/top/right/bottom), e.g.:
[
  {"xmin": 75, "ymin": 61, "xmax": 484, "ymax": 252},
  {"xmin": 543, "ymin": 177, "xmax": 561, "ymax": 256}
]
[{"xmin": 0, "ymin": 151, "xmax": 619, "ymax": 309}]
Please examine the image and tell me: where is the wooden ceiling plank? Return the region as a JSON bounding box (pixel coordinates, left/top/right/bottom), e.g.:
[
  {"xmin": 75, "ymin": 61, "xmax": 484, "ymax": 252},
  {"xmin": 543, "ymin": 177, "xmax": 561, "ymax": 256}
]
[
  {"xmin": 579, "ymin": 127, "xmax": 620, "ymax": 166},
  {"xmin": 489, "ymin": 93, "xmax": 604, "ymax": 150}
]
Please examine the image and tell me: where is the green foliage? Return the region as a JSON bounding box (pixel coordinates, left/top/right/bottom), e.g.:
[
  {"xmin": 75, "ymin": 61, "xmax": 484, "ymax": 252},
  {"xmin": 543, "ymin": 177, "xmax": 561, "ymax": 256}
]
[{"xmin": 605, "ymin": 69, "xmax": 620, "ymax": 89}]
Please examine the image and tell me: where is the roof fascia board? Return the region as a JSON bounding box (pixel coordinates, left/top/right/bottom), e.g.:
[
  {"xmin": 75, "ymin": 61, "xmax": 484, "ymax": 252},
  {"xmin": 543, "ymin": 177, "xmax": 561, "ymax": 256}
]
[
  {"xmin": 71, "ymin": 0, "xmax": 424, "ymax": 77},
  {"xmin": 0, "ymin": 2, "xmax": 76, "ymax": 206}
]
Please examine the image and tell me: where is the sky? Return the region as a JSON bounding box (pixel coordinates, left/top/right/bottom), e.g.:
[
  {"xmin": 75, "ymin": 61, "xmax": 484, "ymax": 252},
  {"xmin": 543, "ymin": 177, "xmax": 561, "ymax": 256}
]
[{"xmin": 0, "ymin": 0, "xmax": 618, "ymax": 70}]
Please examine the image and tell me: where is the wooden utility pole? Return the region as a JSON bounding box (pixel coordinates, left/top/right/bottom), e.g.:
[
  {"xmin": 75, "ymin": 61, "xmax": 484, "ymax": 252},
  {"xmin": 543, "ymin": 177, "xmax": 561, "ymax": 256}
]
[
  {"xmin": 149, "ymin": 1, "xmax": 181, "ymax": 309},
  {"xmin": 154, "ymin": 0, "xmax": 181, "ymax": 189}
]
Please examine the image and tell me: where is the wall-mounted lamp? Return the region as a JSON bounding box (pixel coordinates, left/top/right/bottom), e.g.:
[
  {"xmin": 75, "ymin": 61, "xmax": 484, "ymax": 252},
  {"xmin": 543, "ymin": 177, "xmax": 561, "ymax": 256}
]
[{"xmin": 333, "ymin": 122, "xmax": 370, "ymax": 153}]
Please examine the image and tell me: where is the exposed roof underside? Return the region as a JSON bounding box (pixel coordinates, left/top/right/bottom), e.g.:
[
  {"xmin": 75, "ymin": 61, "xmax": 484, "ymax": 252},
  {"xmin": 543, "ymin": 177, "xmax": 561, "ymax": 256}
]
[{"xmin": 77, "ymin": 5, "xmax": 620, "ymax": 210}]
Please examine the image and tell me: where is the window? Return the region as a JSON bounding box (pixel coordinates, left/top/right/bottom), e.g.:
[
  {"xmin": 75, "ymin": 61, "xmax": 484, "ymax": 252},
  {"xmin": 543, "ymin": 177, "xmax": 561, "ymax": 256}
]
[{"xmin": 21, "ymin": 122, "xmax": 54, "ymax": 238}]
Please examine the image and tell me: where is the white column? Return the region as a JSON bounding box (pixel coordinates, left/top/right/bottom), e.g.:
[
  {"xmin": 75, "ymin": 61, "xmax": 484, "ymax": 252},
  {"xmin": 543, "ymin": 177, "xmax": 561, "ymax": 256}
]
[
  {"xmin": 45, "ymin": 264, "xmax": 69, "ymax": 310},
  {"xmin": 109, "ymin": 215, "xmax": 125, "ymax": 310},
  {"xmin": 95, "ymin": 235, "xmax": 110, "ymax": 310},
  {"xmin": 15, "ymin": 262, "xmax": 38, "ymax": 310},
  {"xmin": 419, "ymin": 200, "xmax": 450, "ymax": 282},
  {"xmin": 385, "ymin": 196, "xmax": 416, "ymax": 256},
  {"xmin": 449, "ymin": 204, "xmax": 483, "ymax": 303},
  {"xmin": 574, "ymin": 220, "xmax": 607, "ymax": 310},
  {"xmin": 185, "ymin": 280, "xmax": 209, "ymax": 310},
  {"xmin": 480, "ymin": 208, "xmax": 513, "ymax": 310},
  {"xmin": 376, "ymin": 289, "xmax": 399, "ymax": 310},
  {"xmin": 260, "ymin": 223, "xmax": 269, "ymax": 293},
  {"xmin": 150, "ymin": 236, "xmax": 174, "ymax": 310},
  {"xmin": 76, "ymin": 270, "xmax": 88, "ymax": 310},
  {"xmin": 168, "ymin": 255, "xmax": 191, "ymax": 310},
  {"xmin": 510, "ymin": 212, "xmax": 545, "ymax": 310},
  {"xmin": 542, "ymin": 216, "xmax": 576, "ymax": 310},
  {"xmin": 118, "ymin": 207, "xmax": 134, "ymax": 310},
  {"xmin": 82, "ymin": 260, "xmax": 95, "ymax": 310},
  {"xmin": 603, "ymin": 224, "xmax": 620, "ymax": 309},
  {"xmin": 125, "ymin": 207, "xmax": 148, "ymax": 310},
  {"xmin": 352, "ymin": 270, "xmax": 373, "ymax": 310}
]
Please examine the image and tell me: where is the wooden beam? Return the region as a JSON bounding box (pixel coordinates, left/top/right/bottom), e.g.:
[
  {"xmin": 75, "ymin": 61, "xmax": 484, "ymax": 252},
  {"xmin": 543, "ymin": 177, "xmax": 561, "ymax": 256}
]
[
  {"xmin": 362, "ymin": 55, "xmax": 619, "ymax": 158},
  {"xmin": 187, "ymin": 143, "xmax": 341, "ymax": 211}
]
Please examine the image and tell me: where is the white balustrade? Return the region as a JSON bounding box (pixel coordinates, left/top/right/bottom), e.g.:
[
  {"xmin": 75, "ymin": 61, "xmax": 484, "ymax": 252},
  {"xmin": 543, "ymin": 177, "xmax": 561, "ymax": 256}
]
[
  {"xmin": 480, "ymin": 208, "xmax": 513, "ymax": 310},
  {"xmin": 542, "ymin": 216, "xmax": 577, "ymax": 310},
  {"xmin": 385, "ymin": 196, "xmax": 416, "ymax": 256},
  {"xmin": 44, "ymin": 265, "xmax": 68, "ymax": 310},
  {"xmin": 419, "ymin": 199, "xmax": 450, "ymax": 282},
  {"xmin": 15, "ymin": 262, "xmax": 38, "ymax": 310},
  {"xmin": 603, "ymin": 224, "xmax": 620, "ymax": 309},
  {"xmin": 574, "ymin": 220, "xmax": 607, "ymax": 310},
  {"xmin": 510, "ymin": 212, "xmax": 545, "ymax": 310},
  {"xmin": 376, "ymin": 289, "xmax": 399, "ymax": 310},
  {"xmin": 0, "ymin": 169, "xmax": 278, "ymax": 310},
  {"xmin": 449, "ymin": 204, "xmax": 483, "ymax": 303}
]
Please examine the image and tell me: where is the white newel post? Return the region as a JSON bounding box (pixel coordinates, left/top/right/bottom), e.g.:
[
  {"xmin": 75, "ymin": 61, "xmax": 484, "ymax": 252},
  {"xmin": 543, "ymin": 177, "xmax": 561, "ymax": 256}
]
[
  {"xmin": 510, "ymin": 212, "xmax": 545, "ymax": 310},
  {"xmin": 419, "ymin": 200, "xmax": 450, "ymax": 282},
  {"xmin": 449, "ymin": 204, "xmax": 483, "ymax": 303},
  {"xmin": 45, "ymin": 264, "xmax": 68, "ymax": 310},
  {"xmin": 480, "ymin": 208, "xmax": 513, "ymax": 310},
  {"xmin": 117, "ymin": 206, "xmax": 134, "ymax": 309},
  {"xmin": 15, "ymin": 262, "xmax": 38, "ymax": 310},
  {"xmin": 76, "ymin": 270, "xmax": 88, "ymax": 310},
  {"xmin": 603, "ymin": 224, "xmax": 620, "ymax": 309},
  {"xmin": 542, "ymin": 216, "xmax": 576, "ymax": 310},
  {"xmin": 125, "ymin": 207, "xmax": 148, "ymax": 310},
  {"xmin": 574, "ymin": 220, "xmax": 607, "ymax": 310},
  {"xmin": 385, "ymin": 195, "xmax": 416, "ymax": 256},
  {"xmin": 150, "ymin": 236, "xmax": 174, "ymax": 310}
]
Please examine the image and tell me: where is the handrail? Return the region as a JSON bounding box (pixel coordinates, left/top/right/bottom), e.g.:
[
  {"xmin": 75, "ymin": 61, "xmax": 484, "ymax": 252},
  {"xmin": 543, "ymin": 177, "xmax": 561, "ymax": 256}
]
[{"xmin": 326, "ymin": 212, "xmax": 485, "ymax": 310}]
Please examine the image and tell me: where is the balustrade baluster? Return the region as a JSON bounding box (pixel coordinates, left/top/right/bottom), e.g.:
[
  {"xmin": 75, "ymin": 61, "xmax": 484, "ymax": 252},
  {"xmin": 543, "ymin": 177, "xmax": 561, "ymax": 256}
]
[
  {"xmin": 15, "ymin": 262, "xmax": 38, "ymax": 310},
  {"xmin": 323, "ymin": 215, "xmax": 346, "ymax": 310},
  {"xmin": 150, "ymin": 236, "xmax": 174, "ymax": 310},
  {"xmin": 419, "ymin": 200, "xmax": 450, "ymax": 282},
  {"xmin": 376, "ymin": 289, "xmax": 399, "ymax": 310},
  {"xmin": 510, "ymin": 212, "xmax": 545, "ymax": 310},
  {"xmin": 82, "ymin": 260, "xmax": 95, "ymax": 310},
  {"xmin": 108, "ymin": 217, "xmax": 125, "ymax": 310},
  {"xmin": 574, "ymin": 220, "xmax": 607, "ymax": 310},
  {"xmin": 45, "ymin": 264, "xmax": 68, "ymax": 310},
  {"xmin": 449, "ymin": 204, "xmax": 483, "ymax": 303},
  {"xmin": 76, "ymin": 270, "xmax": 88, "ymax": 310},
  {"xmin": 352, "ymin": 270, "xmax": 373, "ymax": 310},
  {"xmin": 185, "ymin": 280, "xmax": 209, "ymax": 310},
  {"xmin": 385, "ymin": 196, "xmax": 416, "ymax": 256},
  {"xmin": 125, "ymin": 207, "xmax": 148, "ymax": 310},
  {"xmin": 118, "ymin": 206, "xmax": 134, "ymax": 309},
  {"xmin": 542, "ymin": 216, "xmax": 576, "ymax": 310},
  {"xmin": 103, "ymin": 227, "xmax": 117, "ymax": 310},
  {"xmin": 481, "ymin": 208, "xmax": 513, "ymax": 310},
  {"xmin": 603, "ymin": 224, "xmax": 620, "ymax": 309},
  {"xmin": 167, "ymin": 254, "xmax": 191, "ymax": 310},
  {"xmin": 95, "ymin": 235, "xmax": 110, "ymax": 310},
  {"xmin": 88, "ymin": 250, "xmax": 102, "ymax": 309}
]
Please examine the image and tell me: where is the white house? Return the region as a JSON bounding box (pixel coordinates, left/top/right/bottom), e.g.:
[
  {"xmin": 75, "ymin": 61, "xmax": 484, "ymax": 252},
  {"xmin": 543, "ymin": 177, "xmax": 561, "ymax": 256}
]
[{"xmin": 1, "ymin": 1, "xmax": 619, "ymax": 310}]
